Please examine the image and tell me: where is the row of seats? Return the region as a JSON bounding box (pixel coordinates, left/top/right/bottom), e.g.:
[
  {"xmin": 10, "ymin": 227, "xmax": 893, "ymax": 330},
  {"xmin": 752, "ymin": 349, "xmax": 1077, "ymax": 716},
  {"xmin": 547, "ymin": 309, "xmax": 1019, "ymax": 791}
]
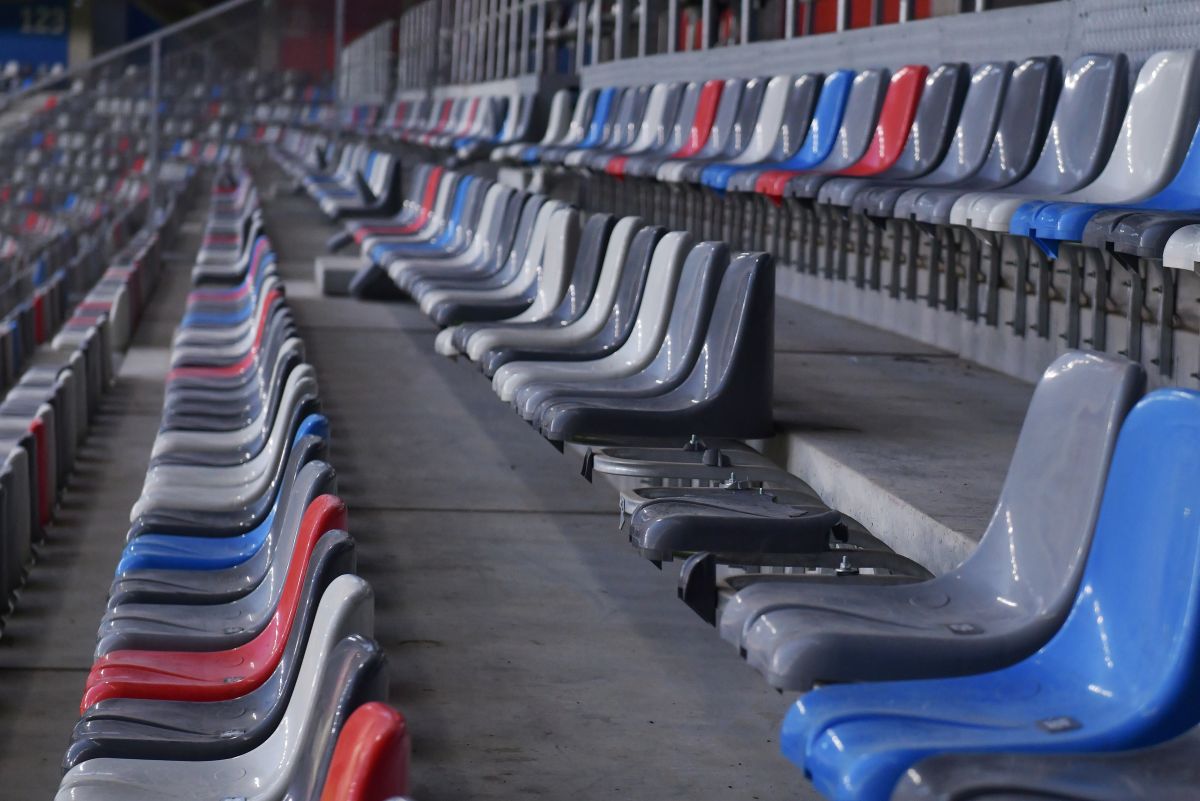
[
  {"xmin": 55, "ymin": 169, "xmax": 414, "ymax": 801},
  {"xmin": 273, "ymin": 51, "xmax": 1200, "ymax": 798},
  {"xmin": 0, "ymin": 172, "xmax": 185, "ymax": 632}
]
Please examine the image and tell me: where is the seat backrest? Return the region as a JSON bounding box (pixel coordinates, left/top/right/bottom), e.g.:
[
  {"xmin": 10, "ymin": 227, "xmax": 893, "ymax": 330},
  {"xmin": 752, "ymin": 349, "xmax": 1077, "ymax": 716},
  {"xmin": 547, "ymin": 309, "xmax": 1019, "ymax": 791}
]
[
  {"xmin": 596, "ymin": 224, "xmax": 665, "ymax": 347},
  {"xmin": 811, "ymin": 68, "xmax": 887, "ymax": 172},
  {"xmin": 600, "ymin": 88, "xmax": 642, "ymax": 150},
  {"xmin": 674, "ymin": 251, "xmax": 775, "ymax": 415},
  {"xmin": 1039, "ymin": 388, "xmax": 1200, "ymax": 734},
  {"xmin": 537, "ymin": 89, "xmax": 577, "ymax": 146},
  {"xmin": 873, "ymin": 62, "xmax": 967, "ymax": 180},
  {"xmin": 625, "ymin": 82, "xmax": 684, "ymax": 153},
  {"xmin": 318, "ymin": 701, "xmax": 410, "ymax": 801},
  {"xmin": 548, "ymin": 212, "xmax": 614, "ymax": 323},
  {"xmin": 970, "ymin": 56, "xmax": 1061, "ymax": 186},
  {"xmin": 673, "ymin": 79, "xmax": 727, "ymax": 158},
  {"xmin": 561, "ymin": 87, "xmax": 599, "ymax": 146},
  {"xmin": 719, "ymin": 77, "xmax": 769, "ymax": 158},
  {"xmin": 1065, "ymin": 50, "xmax": 1200, "ymax": 202},
  {"xmin": 642, "ymin": 242, "xmax": 731, "ymax": 382},
  {"xmin": 581, "ymin": 87, "xmax": 621, "ymax": 147},
  {"xmin": 918, "ymin": 61, "xmax": 1012, "ymax": 183},
  {"xmin": 1008, "ymin": 52, "xmax": 1128, "ymax": 194},
  {"xmin": 695, "ymin": 78, "xmax": 751, "ymax": 158},
  {"xmin": 609, "ymin": 231, "xmax": 693, "ymax": 366},
  {"xmin": 515, "ymin": 208, "xmax": 583, "ymax": 321},
  {"xmin": 577, "ymin": 216, "xmax": 643, "ymax": 330},
  {"xmin": 663, "ymin": 82, "xmax": 704, "ymax": 154},
  {"xmin": 949, "ymin": 352, "xmax": 1144, "ymax": 626},
  {"xmin": 615, "ymin": 86, "xmax": 652, "ymax": 149},
  {"xmin": 837, "ymin": 64, "xmax": 930, "ymax": 177},
  {"xmin": 731, "ymin": 75, "xmax": 798, "ymax": 165}
]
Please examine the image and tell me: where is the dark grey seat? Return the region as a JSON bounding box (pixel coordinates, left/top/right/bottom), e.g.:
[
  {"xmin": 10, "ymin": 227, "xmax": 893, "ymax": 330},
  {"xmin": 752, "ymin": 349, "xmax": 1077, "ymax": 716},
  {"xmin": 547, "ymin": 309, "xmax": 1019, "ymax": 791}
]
[
  {"xmin": 109, "ymin": 457, "xmax": 335, "ymax": 608},
  {"xmin": 480, "ymin": 225, "xmax": 664, "ymax": 376},
  {"xmin": 539, "ymin": 250, "xmax": 776, "ymax": 443},
  {"xmin": 813, "ymin": 62, "xmax": 969, "ymax": 208},
  {"xmin": 527, "ymin": 241, "xmax": 732, "ymax": 425},
  {"xmin": 893, "ymin": 734, "xmax": 1200, "ymax": 801},
  {"xmin": 66, "ymin": 533, "xmax": 363, "ymax": 768},
  {"xmin": 721, "ymin": 74, "xmax": 823, "ymax": 193},
  {"xmin": 902, "ymin": 56, "xmax": 1061, "ymax": 225},
  {"xmin": 718, "ymin": 352, "xmax": 1144, "ymax": 691}
]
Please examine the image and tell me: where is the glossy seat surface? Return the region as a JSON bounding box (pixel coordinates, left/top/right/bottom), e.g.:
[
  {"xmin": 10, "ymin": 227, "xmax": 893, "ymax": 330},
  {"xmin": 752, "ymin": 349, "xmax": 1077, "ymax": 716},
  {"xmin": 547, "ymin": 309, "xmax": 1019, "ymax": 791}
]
[
  {"xmin": 318, "ymin": 702, "xmax": 411, "ymax": 801},
  {"xmin": 725, "ymin": 353, "xmax": 1144, "ymax": 691},
  {"xmin": 786, "ymin": 387, "xmax": 1200, "ymax": 801}
]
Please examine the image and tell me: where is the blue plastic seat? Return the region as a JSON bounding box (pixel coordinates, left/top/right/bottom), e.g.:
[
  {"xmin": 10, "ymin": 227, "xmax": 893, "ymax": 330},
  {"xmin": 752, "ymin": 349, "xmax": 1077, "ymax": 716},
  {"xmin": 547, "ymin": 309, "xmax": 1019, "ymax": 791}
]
[
  {"xmin": 721, "ymin": 70, "xmax": 856, "ymax": 194},
  {"xmin": 783, "ymin": 387, "xmax": 1200, "ymax": 801}
]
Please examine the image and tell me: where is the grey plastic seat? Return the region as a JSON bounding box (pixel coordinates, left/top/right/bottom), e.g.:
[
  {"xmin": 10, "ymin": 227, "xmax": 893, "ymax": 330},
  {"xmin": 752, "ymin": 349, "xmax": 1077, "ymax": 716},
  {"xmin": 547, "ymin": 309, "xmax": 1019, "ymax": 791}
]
[
  {"xmin": 528, "ymin": 241, "xmax": 732, "ymax": 424},
  {"xmin": 448, "ymin": 211, "xmax": 612, "ymax": 355},
  {"xmin": 67, "ymin": 540, "xmax": 367, "ymax": 768},
  {"xmin": 1164, "ymin": 223, "xmax": 1200, "ymax": 270},
  {"xmin": 774, "ymin": 68, "xmax": 888, "ymax": 198},
  {"xmin": 902, "ymin": 56, "xmax": 1061, "ymax": 225},
  {"xmin": 484, "ymin": 224, "xmax": 664, "ymax": 377},
  {"xmin": 893, "ymin": 732, "xmax": 1200, "ymax": 801},
  {"xmin": 468, "ymin": 216, "xmax": 643, "ymax": 366},
  {"xmin": 95, "ymin": 517, "xmax": 350, "ymax": 657},
  {"xmin": 949, "ymin": 54, "xmax": 1126, "ymax": 233},
  {"xmin": 563, "ymin": 86, "xmax": 650, "ymax": 168},
  {"xmin": 618, "ymin": 82, "xmax": 705, "ymax": 178},
  {"xmin": 539, "ymin": 251, "xmax": 776, "ymax": 443},
  {"xmin": 581, "ymin": 82, "xmax": 685, "ymax": 172},
  {"xmin": 110, "ymin": 456, "xmax": 335, "ymax": 608},
  {"xmin": 722, "ymin": 74, "xmax": 826, "ymax": 193},
  {"xmin": 658, "ymin": 78, "xmax": 769, "ymax": 183},
  {"xmin": 55, "ymin": 576, "xmax": 381, "ymax": 801},
  {"xmin": 813, "ymin": 62, "xmax": 969, "ymax": 208},
  {"xmin": 721, "ymin": 352, "xmax": 1144, "ymax": 691}
]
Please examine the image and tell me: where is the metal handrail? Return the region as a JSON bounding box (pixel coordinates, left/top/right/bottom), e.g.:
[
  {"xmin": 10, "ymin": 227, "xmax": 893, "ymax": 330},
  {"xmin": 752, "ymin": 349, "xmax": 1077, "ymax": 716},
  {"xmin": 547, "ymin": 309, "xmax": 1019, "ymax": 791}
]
[{"xmin": 1, "ymin": 0, "xmax": 262, "ymax": 110}]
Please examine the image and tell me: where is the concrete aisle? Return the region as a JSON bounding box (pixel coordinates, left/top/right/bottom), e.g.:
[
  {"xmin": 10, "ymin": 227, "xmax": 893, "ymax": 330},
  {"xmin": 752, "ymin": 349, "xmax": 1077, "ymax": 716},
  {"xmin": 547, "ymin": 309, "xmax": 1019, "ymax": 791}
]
[
  {"xmin": 0, "ymin": 208, "xmax": 200, "ymax": 798},
  {"xmin": 257, "ymin": 167, "xmax": 815, "ymax": 800}
]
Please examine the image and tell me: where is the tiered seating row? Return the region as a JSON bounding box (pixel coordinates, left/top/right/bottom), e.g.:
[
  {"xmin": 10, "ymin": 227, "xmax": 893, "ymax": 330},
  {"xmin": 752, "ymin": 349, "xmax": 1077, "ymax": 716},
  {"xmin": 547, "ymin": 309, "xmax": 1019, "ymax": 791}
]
[
  {"xmin": 54, "ymin": 171, "xmax": 413, "ymax": 801},
  {"xmin": 269, "ymin": 48, "xmax": 1200, "ymax": 801}
]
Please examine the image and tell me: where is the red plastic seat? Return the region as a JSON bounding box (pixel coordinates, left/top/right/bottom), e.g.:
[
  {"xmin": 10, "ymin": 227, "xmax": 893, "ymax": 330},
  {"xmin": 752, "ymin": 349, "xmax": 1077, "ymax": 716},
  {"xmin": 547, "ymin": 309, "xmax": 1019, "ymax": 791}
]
[
  {"xmin": 79, "ymin": 494, "xmax": 348, "ymax": 711},
  {"xmin": 352, "ymin": 166, "xmax": 445, "ymax": 244},
  {"xmin": 755, "ymin": 64, "xmax": 927, "ymax": 199},
  {"xmin": 319, "ymin": 703, "xmax": 411, "ymax": 801},
  {"xmin": 606, "ymin": 79, "xmax": 724, "ymax": 179},
  {"xmin": 166, "ymin": 288, "xmax": 283, "ymax": 382}
]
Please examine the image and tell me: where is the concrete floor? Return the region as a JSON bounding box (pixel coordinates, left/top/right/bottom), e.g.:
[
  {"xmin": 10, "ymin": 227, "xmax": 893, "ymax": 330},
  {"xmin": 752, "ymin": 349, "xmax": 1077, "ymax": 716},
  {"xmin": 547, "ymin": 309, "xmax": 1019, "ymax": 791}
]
[{"xmin": 0, "ymin": 159, "xmax": 1041, "ymax": 800}]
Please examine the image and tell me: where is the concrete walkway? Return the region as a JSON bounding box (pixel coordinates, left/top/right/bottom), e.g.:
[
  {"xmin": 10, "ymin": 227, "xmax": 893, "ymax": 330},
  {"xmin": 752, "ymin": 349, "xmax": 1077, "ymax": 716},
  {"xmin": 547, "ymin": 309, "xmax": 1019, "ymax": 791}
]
[{"xmin": 259, "ymin": 167, "xmax": 814, "ymax": 800}]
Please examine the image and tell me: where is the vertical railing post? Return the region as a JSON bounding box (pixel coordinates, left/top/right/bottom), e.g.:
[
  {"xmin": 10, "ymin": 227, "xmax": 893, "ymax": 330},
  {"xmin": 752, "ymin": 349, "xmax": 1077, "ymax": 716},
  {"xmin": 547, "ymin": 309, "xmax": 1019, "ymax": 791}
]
[
  {"xmin": 149, "ymin": 37, "xmax": 161, "ymax": 215},
  {"xmin": 666, "ymin": 0, "xmax": 677, "ymax": 52},
  {"xmin": 576, "ymin": 0, "xmax": 587, "ymax": 69},
  {"xmin": 785, "ymin": 0, "xmax": 795, "ymax": 38},
  {"xmin": 536, "ymin": 0, "xmax": 546, "ymax": 73},
  {"xmin": 836, "ymin": 0, "xmax": 849, "ymax": 31},
  {"xmin": 591, "ymin": 0, "xmax": 602, "ymax": 63},
  {"xmin": 899, "ymin": 0, "xmax": 912, "ymax": 22},
  {"xmin": 701, "ymin": 0, "xmax": 711, "ymax": 48},
  {"xmin": 334, "ymin": 0, "xmax": 346, "ymax": 103},
  {"xmin": 740, "ymin": 0, "xmax": 749, "ymax": 44}
]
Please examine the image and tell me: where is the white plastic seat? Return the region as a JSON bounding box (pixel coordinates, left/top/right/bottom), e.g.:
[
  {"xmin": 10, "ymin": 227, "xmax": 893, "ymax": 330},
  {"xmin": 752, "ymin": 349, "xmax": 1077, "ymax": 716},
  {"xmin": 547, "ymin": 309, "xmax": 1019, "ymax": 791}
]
[
  {"xmin": 493, "ymin": 231, "xmax": 692, "ymax": 405},
  {"xmin": 1163, "ymin": 223, "xmax": 1200, "ymax": 271}
]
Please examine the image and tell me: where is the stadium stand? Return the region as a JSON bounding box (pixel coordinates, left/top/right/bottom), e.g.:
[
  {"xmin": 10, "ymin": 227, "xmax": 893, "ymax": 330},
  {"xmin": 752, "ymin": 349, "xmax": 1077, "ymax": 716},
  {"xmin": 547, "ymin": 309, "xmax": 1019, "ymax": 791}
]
[{"xmin": 4, "ymin": 0, "xmax": 1200, "ymax": 799}]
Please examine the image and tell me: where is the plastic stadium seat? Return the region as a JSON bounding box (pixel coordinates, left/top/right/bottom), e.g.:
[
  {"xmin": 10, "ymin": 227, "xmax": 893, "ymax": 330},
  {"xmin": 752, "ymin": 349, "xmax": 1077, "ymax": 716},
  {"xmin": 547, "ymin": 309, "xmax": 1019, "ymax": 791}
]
[
  {"xmin": 434, "ymin": 207, "xmax": 590, "ymax": 355},
  {"xmin": 524, "ymin": 241, "xmax": 732, "ymax": 422},
  {"xmin": 1014, "ymin": 50, "xmax": 1200, "ymax": 256},
  {"xmin": 67, "ymin": 534, "xmax": 365, "ymax": 766},
  {"xmin": 814, "ymin": 62, "xmax": 968, "ymax": 209},
  {"xmin": 58, "ymin": 581, "xmax": 384, "ymax": 801},
  {"xmin": 585, "ymin": 83, "xmax": 684, "ymax": 173},
  {"xmin": 81, "ymin": 495, "xmax": 347, "ymax": 709},
  {"xmin": 484, "ymin": 223, "xmax": 663, "ymax": 379},
  {"xmin": 784, "ymin": 385, "xmax": 1200, "ymax": 801},
  {"xmin": 893, "ymin": 732, "xmax": 1200, "ymax": 801},
  {"xmin": 111, "ymin": 456, "xmax": 335, "ymax": 602},
  {"xmin": 900, "ymin": 57, "xmax": 1060, "ymax": 226},
  {"xmin": 698, "ymin": 73, "xmax": 822, "ymax": 192},
  {"xmin": 319, "ymin": 702, "xmax": 411, "ymax": 801},
  {"xmin": 950, "ymin": 53, "xmax": 1127, "ymax": 235},
  {"xmin": 448, "ymin": 212, "xmax": 614, "ymax": 358},
  {"xmin": 721, "ymin": 352, "xmax": 1143, "ymax": 689},
  {"xmin": 539, "ymin": 250, "xmax": 775, "ymax": 443},
  {"xmin": 495, "ymin": 231, "xmax": 691, "ymax": 404}
]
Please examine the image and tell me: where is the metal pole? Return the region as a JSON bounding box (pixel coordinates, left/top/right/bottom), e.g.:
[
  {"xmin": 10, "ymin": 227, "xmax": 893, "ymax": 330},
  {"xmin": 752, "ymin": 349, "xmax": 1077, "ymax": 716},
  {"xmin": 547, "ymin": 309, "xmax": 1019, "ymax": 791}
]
[
  {"xmin": 785, "ymin": 0, "xmax": 795, "ymax": 37},
  {"xmin": 334, "ymin": 0, "xmax": 346, "ymax": 104},
  {"xmin": 149, "ymin": 37, "xmax": 161, "ymax": 215},
  {"xmin": 740, "ymin": 0, "xmax": 749, "ymax": 44},
  {"xmin": 701, "ymin": 0, "xmax": 711, "ymax": 48},
  {"xmin": 667, "ymin": 0, "xmax": 677, "ymax": 52},
  {"xmin": 536, "ymin": 0, "xmax": 546, "ymax": 73},
  {"xmin": 899, "ymin": 0, "xmax": 912, "ymax": 22},
  {"xmin": 836, "ymin": 0, "xmax": 848, "ymax": 31}
]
